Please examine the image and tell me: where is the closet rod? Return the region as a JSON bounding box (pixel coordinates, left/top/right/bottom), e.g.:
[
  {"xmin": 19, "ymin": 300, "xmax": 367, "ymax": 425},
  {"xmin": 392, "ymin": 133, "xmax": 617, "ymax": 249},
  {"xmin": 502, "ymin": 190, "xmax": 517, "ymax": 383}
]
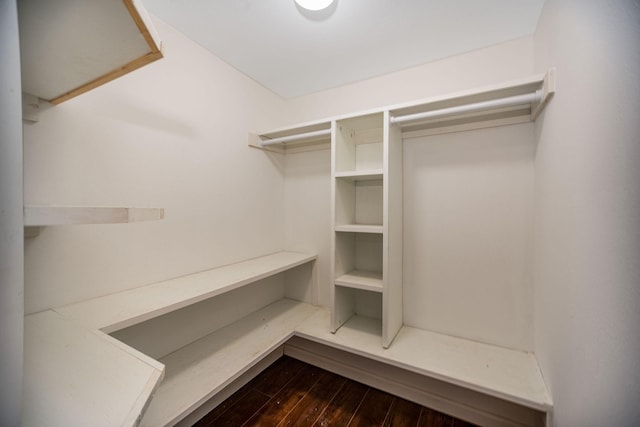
[
  {"xmin": 261, "ymin": 128, "xmax": 331, "ymax": 146},
  {"xmin": 390, "ymin": 90, "xmax": 543, "ymax": 125}
]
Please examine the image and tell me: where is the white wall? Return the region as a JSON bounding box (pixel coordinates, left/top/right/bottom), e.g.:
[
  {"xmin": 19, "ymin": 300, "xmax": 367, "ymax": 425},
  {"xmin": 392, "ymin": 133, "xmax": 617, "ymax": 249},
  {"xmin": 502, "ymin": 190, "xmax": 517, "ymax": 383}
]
[
  {"xmin": 279, "ymin": 37, "xmax": 534, "ymax": 126},
  {"xmin": 22, "ymin": 17, "xmax": 287, "ymax": 313},
  {"xmin": 533, "ymin": 0, "xmax": 640, "ymax": 425},
  {"xmin": 283, "ymin": 149, "xmax": 332, "ymax": 307},
  {"xmin": 404, "ymin": 124, "xmax": 535, "ymax": 351},
  {"xmin": 0, "ymin": 0, "xmax": 23, "ymax": 424}
]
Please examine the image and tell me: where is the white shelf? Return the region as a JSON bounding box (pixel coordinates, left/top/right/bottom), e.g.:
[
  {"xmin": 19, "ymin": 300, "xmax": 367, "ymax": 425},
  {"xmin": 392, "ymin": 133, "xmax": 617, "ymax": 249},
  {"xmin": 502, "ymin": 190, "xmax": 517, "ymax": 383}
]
[
  {"xmin": 335, "ymin": 270, "xmax": 383, "ymax": 293},
  {"xmin": 139, "ymin": 299, "xmax": 319, "ymax": 427},
  {"xmin": 23, "ymin": 310, "xmax": 164, "ymax": 427},
  {"xmin": 18, "ymin": 0, "xmax": 163, "ymax": 104},
  {"xmin": 57, "ymin": 251, "xmax": 317, "ymax": 333},
  {"xmin": 23, "ymin": 205, "xmax": 165, "ymax": 227},
  {"xmin": 335, "ymin": 224, "xmax": 384, "ymax": 234},
  {"xmin": 295, "ymin": 308, "xmax": 552, "ymax": 412},
  {"xmin": 249, "ymin": 120, "xmax": 332, "ymax": 154},
  {"xmin": 335, "ymin": 170, "xmax": 384, "ymax": 181}
]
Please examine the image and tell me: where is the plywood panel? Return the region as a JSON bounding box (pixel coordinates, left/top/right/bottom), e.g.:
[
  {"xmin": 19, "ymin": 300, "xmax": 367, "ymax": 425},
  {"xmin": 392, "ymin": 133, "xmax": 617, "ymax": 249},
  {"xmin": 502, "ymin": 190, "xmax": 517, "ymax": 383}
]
[{"xmin": 18, "ymin": 0, "xmax": 162, "ymax": 103}]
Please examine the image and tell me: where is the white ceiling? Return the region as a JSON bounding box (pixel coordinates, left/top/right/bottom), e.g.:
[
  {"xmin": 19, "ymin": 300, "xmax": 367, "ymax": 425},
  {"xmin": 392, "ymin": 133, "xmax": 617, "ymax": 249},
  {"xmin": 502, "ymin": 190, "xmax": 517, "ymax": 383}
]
[{"xmin": 143, "ymin": 0, "xmax": 545, "ymax": 98}]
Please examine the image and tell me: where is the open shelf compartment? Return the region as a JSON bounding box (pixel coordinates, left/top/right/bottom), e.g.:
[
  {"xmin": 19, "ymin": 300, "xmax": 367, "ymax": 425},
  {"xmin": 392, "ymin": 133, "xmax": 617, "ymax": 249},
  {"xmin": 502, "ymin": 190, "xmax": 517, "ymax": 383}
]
[{"xmin": 335, "ymin": 113, "xmax": 384, "ymax": 173}]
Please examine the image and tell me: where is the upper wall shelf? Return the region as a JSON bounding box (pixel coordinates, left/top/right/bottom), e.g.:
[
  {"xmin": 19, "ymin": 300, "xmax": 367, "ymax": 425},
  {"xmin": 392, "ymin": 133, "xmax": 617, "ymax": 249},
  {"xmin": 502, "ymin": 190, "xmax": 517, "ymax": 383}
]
[
  {"xmin": 389, "ymin": 69, "xmax": 555, "ymax": 139},
  {"xmin": 18, "ymin": 0, "xmax": 163, "ymax": 105},
  {"xmin": 249, "ymin": 69, "xmax": 555, "ymax": 153},
  {"xmin": 249, "ymin": 121, "xmax": 332, "ymax": 154},
  {"xmin": 23, "ymin": 205, "xmax": 164, "ymax": 238}
]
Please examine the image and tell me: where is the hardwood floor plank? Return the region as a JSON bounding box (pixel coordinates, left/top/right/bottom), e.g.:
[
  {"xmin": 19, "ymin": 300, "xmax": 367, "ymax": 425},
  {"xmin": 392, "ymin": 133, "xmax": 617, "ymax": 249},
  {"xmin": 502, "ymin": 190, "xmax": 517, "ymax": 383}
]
[
  {"xmin": 195, "ymin": 356, "xmax": 479, "ymax": 427},
  {"xmin": 206, "ymin": 389, "xmax": 270, "ymax": 427},
  {"xmin": 249, "ymin": 356, "xmax": 309, "ymax": 397},
  {"xmin": 311, "ymin": 379, "xmax": 369, "ymax": 427},
  {"xmin": 277, "ymin": 370, "xmax": 346, "ymax": 426},
  {"xmin": 192, "ymin": 381, "xmax": 254, "ymax": 426},
  {"xmin": 348, "ymin": 387, "xmax": 395, "ymax": 427},
  {"xmin": 243, "ymin": 364, "xmax": 326, "ymax": 426},
  {"xmin": 383, "ymin": 397, "xmax": 423, "ymax": 427},
  {"xmin": 417, "ymin": 407, "xmax": 477, "ymax": 427}
]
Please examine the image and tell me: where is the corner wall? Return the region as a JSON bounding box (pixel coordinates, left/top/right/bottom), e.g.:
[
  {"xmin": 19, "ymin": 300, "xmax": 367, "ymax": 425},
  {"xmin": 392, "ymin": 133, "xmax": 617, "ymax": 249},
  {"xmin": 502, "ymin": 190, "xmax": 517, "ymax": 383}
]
[
  {"xmin": 23, "ymin": 17, "xmax": 287, "ymax": 313},
  {"xmin": 533, "ymin": 0, "xmax": 640, "ymax": 425},
  {"xmin": 0, "ymin": 0, "xmax": 24, "ymax": 424}
]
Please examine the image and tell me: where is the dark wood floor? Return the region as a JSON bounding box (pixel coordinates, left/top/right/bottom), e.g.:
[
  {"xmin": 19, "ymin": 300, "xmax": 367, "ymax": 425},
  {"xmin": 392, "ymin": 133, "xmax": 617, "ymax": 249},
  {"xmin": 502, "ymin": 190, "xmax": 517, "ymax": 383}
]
[{"xmin": 194, "ymin": 356, "xmax": 477, "ymax": 427}]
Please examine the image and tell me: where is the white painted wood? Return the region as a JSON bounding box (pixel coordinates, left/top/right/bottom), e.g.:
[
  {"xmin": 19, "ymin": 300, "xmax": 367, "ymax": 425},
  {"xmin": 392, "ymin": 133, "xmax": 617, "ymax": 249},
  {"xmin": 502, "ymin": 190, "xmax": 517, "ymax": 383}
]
[
  {"xmin": 335, "ymin": 119, "xmax": 357, "ymax": 172},
  {"xmin": 57, "ymin": 251, "xmax": 316, "ymax": 333},
  {"xmin": 330, "ymin": 120, "xmax": 340, "ymax": 333},
  {"xmin": 332, "ymin": 112, "xmax": 389, "ymax": 344},
  {"xmin": 354, "ymin": 180, "xmax": 383, "ymax": 225},
  {"xmin": 354, "ymin": 288, "xmax": 383, "ymax": 320},
  {"xmin": 18, "ymin": 0, "xmax": 162, "ymax": 103},
  {"xmin": 284, "ymin": 258, "xmax": 318, "ymax": 305},
  {"xmin": 354, "ymin": 232, "xmax": 383, "ymax": 273},
  {"xmin": 335, "ymin": 270, "xmax": 383, "ymax": 292},
  {"xmin": 390, "ymin": 91, "xmax": 541, "ymax": 126},
  {"xmin": 383, "ymin": 110, "xmax": 404, "ymax": 348},
  {"xmin": 295, "ymin": 308, "xmax": 552, "ymax": 412},
  {"xmin": 334, "ymin": 178, "xmax": 356, "ymax": 227},
  {"xmin": 355, "ymin": 142, "xmax": 384, "ymax": 171},
  {"xmin": 530, "ymin": 68, "xmax": 555, "ymax": 120},
  {"xmin": 23, "ymin": 205, "xmax": 164, "ymax": 227},
  {"xmin": 23, "ymin": 310, "xmax": 164, "ymax": 427},
  {"xmin": 139, "ymin": 299, "xmax": 318, "ymax": 427},
  {"xmin": 335, "ymin": 170, "xmax": 384, "ymax": 181},
  {"xmin": 251, "ymin": 121, "xmax": 332, "ymax": 152},
  {"xmin": 335, "ymin": 178, "xmax": 383, "ymax": 227},
  {"xmin": 402, "ymin": 114, "xmax": 531, "ymax": 140},
  {"xmin": 255, "ymin": 72, "xmax": 552, "ymax": 158},
  {"xmin": 335, "ymin": 224, "xmax": 383, "ymax": 233},
  {"xmin": 333, "ymin": 285, "xmax": 356, "ymax": 332},
  {"xmin": 110, "ymin": 275, "xmax": 286, "ymax": 360},
  {"xmin": 285, "ymin": 337, "xmax": 546, "ymax": 427}
]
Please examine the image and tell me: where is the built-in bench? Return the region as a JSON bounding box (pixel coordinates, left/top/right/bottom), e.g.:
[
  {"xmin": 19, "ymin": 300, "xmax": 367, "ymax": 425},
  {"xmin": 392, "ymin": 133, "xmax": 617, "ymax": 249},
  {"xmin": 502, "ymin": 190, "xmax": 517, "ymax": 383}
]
[{"xmin": 23, "ymin": 251, "xmax": 552, "ymax": 427}]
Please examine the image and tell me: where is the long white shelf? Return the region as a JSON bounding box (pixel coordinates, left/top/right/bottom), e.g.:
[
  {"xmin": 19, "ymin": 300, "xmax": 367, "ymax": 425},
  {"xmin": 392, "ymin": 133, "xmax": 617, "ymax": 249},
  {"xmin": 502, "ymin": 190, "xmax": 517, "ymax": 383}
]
[
  {"xmin": 335, "ymin": 224, "xmax": 384, "ymax": 234},
  {"xmin": 23, "ymin": 205, "xmax": 165, "ymax": 227},
  {"xmin": 249, "ymin": 120, "xmax": 332, "ymax": 153},
  {"xmin": 139, "ymin": 299, "xmax": 319, "ymax": 427},
  {"xmin": 295, "ymin": 309, "xmax": 553, "ymax": 412},
  {"xmin": 25, "ymin": 251, "xmax": 317, "ymax": 427},
  {"xmin": 23, "ymin": 310, "xmax": 164, "ymax": 427},
  {"xmin": 57, "ymin": 251, "xmax": 317, "ymax": 333},
  {"xmin": 335, "ymin": 270, "xmax": 383, "ymax": 293}
]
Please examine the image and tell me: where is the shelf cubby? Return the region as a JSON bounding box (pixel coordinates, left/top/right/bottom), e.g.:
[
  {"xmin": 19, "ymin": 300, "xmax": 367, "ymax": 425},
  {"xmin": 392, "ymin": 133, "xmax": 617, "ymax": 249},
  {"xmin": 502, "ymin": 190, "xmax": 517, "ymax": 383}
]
[
  {"xmin": 335, "ymin": 175, "xmax": 383, "ymax": 228},
  {"xmin": 335, "ymin": 113, "xmax": 384, "ymax": 173}
]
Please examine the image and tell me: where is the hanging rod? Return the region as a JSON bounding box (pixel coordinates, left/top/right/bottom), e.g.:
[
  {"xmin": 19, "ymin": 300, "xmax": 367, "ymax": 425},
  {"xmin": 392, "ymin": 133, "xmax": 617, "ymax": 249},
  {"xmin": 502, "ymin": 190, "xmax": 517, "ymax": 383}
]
[
  {"xmin": 261, "ymin": 128, "xmax": 331, "ymax": 146},
  {"xmin": 389, "ymin": 90, "xmax": 543, "ymax": 126}
]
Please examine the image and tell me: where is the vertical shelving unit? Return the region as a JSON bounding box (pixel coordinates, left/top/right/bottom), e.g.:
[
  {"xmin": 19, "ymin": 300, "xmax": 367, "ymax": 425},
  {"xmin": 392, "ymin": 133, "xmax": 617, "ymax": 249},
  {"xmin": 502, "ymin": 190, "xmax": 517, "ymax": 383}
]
[{"xmin": 330, "ymin": 112, "xmax": 403, "ymax": 348}]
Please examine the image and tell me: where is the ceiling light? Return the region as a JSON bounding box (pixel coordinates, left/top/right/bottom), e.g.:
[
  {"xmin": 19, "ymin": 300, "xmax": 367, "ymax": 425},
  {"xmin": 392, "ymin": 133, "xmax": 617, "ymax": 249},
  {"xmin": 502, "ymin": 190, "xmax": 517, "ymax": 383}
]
[{"xmin": 294, "ymin": 0, "xmax": 335, "ymax": 11}]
